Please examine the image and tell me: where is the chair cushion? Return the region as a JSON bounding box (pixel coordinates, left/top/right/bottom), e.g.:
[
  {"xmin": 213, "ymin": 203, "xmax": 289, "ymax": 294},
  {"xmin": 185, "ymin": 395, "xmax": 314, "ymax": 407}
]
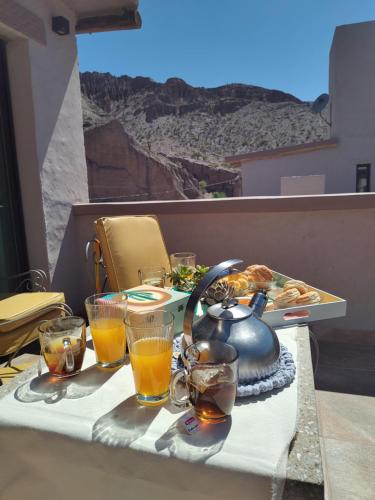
[
  {"xmin": 95, "ymin": 215, "xmax": 171, "ymax": 291},
  {"xmin": 0, "ymin": 292, "xmax": 65, "ymax": 333},
  {"xmin": 0, "ymin": 309, "xmax": 63, "ymax": 356}
]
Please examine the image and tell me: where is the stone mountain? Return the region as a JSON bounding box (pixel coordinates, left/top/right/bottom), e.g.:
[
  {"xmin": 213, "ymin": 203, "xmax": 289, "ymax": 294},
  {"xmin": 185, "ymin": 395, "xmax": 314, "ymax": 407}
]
[{"xmin": 81, "ymin": 72, "xmax": 328, "ymax": 201}]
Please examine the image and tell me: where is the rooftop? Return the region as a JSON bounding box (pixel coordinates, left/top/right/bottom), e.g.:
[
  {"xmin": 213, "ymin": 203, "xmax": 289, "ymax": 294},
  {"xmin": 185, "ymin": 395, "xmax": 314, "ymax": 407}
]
[{"xmin": 225, "ymin": 138, "xmax": 338, "ymax": 166}]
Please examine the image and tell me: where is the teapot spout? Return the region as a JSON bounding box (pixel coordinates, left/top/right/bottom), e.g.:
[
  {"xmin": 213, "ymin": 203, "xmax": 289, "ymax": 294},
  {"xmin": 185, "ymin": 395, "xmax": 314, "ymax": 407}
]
[{"xmin": 249, "ymin": 291, "xmax": 268, "ymax": 318}]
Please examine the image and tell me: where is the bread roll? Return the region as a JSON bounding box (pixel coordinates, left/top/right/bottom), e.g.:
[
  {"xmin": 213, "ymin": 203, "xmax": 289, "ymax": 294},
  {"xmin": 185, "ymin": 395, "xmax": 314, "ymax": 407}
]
[
  {"xmin": 284, "ymin": 280, "xmax": 309, "ymax": 295},
  {"xmin": 274, "ymin": 287, "xmax": 300, "ymax": 304},
  {"xmin": 295, "ymin": 291, "xmax": 321, "ymax": 304}
]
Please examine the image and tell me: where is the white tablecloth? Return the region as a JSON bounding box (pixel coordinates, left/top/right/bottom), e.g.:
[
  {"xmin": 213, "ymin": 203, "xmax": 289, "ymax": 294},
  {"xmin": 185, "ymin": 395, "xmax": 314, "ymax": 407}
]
[{"xmin": 0, "ymin": 327, "xmax": 299, "ymax": 500}]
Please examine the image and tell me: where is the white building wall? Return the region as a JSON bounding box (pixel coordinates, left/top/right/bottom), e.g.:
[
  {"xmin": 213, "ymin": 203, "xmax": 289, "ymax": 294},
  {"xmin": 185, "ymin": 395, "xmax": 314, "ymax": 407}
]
[
  {"xmin": 241, "ymin": 138, "xmax": 375, "ymax": 196},
  {"xmin": 330, "ymin": 21, "xmax": 375, "ymax": 140},
  {"xmin": 241, "ymin": 20, "xmax": 375, "ymax": 197},
  {"xmin": 1, "ymin": 0, "xmax": 88, "ymax": 293}
]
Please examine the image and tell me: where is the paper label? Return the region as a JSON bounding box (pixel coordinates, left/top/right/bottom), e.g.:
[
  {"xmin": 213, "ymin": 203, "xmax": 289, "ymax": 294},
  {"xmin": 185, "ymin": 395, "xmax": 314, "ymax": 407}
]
[{"xmin": 183, "ymin": 415, "xmax": 200, "ymax": 434}]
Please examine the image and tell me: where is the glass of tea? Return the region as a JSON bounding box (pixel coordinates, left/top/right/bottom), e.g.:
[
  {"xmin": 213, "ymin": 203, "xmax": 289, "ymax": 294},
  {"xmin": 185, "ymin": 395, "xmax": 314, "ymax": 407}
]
[
  {"xmin": 38, "ymin": 316, "xmax": 86, "ymax": 378},
  {"xmin": 170, "ymin": 252, "xmax": 196, "ymax": 270},
  {"xmin": 170, "ymin": 340, "xmax": 238, "ymax": 423},
  {"xmin": 85, "ymin": 292, "xmax": 128, "ymax": 368},
  {"xmin": 125, "ymin": 310, "xmax": 174, "ymax": 406},
  {"xmin": 139, "ymin": 266, "xmax": 166, "ymax": 288}
]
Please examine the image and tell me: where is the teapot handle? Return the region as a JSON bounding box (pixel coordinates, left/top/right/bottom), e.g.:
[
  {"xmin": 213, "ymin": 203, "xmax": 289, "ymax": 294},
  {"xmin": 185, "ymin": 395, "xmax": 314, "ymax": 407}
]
[{"xmin": 183, "ymin": 259, "xmax": 243, "ymax": 342}]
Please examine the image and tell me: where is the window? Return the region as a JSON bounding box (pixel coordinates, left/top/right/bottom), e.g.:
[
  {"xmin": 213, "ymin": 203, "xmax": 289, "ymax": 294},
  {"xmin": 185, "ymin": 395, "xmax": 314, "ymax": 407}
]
[
  {"xmin": 356, "ymin": 164, "xmax": 371, "ymax": 192},
  {"xmin": 280, "ymin": 175, "xmax": 326, "ymax": 196}
]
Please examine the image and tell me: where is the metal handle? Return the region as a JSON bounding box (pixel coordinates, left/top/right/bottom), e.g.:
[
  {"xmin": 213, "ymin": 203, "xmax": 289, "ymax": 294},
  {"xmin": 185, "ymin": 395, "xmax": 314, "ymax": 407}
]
[
  {"xmin": 63, "ymin": 337, "xmax": 75, "ymax": 373},
  {"xmin": 170, "ymin": 369, "xmax": 191, "ymax": 408},
  {"xmin": 183, "ymin": 259, "xmax": 243, "ymax": 343}
]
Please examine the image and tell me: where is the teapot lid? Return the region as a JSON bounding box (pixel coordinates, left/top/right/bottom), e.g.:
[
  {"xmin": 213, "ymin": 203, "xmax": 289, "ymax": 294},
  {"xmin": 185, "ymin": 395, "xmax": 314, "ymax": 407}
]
[{"xmin": 207, "ymin": 298, "xmax": 252, "ymax": 321}]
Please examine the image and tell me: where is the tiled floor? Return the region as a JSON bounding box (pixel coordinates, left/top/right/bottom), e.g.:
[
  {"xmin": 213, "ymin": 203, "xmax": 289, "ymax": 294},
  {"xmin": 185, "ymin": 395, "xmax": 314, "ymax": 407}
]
[
  {"xmin": 313, "ymin": 328, "xmax": 375, "ymax": 397},
  {"xmin": 316, "ymin": 391, "xmax": 375, "ymax": 500}
]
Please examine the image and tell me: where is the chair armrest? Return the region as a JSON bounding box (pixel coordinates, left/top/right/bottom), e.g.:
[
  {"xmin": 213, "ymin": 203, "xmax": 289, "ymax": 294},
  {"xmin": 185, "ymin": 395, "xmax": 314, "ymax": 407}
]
[{"xmin": 0, "ymin": 269, "xmax": 48, "ymax": 292}]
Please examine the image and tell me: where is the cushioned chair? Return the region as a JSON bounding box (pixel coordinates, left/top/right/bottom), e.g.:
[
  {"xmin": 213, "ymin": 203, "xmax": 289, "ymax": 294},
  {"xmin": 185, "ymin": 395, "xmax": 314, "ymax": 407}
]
[
  {"xmin": 93, "ymin": 215, "xmax": 171, "ymax": 292},
  {"xmin": 0, "ymin": 270, "xmax": 72, "ymax": 383}
]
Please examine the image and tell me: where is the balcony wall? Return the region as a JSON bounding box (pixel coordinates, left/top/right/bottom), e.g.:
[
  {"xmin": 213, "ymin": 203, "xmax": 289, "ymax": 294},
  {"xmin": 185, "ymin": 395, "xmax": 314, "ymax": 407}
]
[{"xmin": 70, "ymin": 193, "xmax": 375, "ymax": 346}]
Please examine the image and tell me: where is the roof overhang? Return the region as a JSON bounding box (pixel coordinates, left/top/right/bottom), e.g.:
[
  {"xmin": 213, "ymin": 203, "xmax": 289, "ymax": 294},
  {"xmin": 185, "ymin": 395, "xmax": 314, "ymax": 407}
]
[
  {"xmin": 225, "ymin": 138, "xmax": 338, "ymax": 167},
  {"xmin": 64, "ymin": 1, "xmax": 141, "ymax": 33}
]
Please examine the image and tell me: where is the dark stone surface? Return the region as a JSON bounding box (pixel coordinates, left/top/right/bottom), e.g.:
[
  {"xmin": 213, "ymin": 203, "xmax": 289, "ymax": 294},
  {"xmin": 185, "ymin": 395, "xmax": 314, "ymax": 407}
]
[{"xmin": 284, "ymin": 326, "xmax": 324, "ymax": 499}]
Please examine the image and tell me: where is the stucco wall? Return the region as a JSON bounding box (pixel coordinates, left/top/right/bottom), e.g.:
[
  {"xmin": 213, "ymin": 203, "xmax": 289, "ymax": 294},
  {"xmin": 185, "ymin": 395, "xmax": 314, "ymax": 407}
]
[
  {"xmin": 1, "ymin": 0, "xmax": 88, "ymax": 284},
  {"xmin": 330, "ymin": 21, "xmax": 375, "ymax": 139},
  {"xmin": 241, "ymin": 137, "xmax": 375, "ymax": 196}
]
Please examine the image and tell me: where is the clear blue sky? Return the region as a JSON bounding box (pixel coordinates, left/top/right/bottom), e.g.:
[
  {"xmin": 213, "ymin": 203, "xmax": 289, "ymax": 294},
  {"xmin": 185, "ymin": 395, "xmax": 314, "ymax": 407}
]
[{"xmin": 77, "ymin": 0, "xmax": 375, "ymax": 101}]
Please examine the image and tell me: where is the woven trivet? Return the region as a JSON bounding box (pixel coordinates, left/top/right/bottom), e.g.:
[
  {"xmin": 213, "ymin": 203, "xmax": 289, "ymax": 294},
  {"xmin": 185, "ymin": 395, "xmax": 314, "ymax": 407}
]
[{"xmin": 172, "ymin": 335, "xmax": 296, "ymax": 397}]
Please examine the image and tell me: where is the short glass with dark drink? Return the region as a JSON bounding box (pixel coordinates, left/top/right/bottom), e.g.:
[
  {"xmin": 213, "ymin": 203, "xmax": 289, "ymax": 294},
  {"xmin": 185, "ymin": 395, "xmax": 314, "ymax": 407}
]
[
  {"xmin": 170, "ymin": 340, "xmax": 238, "ymax": 423},
  {"xmin": 38, "ymin": 316, "xmax": 86, "ymax": 378}
]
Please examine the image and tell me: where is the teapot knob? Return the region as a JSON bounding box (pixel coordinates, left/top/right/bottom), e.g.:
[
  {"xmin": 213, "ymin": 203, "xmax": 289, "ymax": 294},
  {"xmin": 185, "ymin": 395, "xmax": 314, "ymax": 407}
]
[{"xmin": 222, "ymin": 297, "xmax": 239, "ymax": 309}]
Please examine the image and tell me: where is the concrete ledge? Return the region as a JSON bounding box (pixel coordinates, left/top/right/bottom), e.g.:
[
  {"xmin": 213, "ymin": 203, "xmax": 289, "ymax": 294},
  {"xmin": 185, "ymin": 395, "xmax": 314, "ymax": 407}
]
[
  {"xmin": 0, "ymin": 0, "xmax": 46, "ymax": 45},
  {"xmin": 226, "ymin": 139, "xmax": 338, "ymax": 166},
  {"xmin": 73, "ymin": 193, "xmax": 375, "ymax": 216}
]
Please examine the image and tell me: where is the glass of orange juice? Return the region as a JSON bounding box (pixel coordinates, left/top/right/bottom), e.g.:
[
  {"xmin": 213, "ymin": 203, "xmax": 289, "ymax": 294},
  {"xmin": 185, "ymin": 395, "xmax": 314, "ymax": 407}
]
[
  {"xmin": 85, "ymin": 293, "xmax": 128, "ymax": 368},
  {"xmin": 125, "ymin": 310, "xmax": 174, "ymax": 406}
]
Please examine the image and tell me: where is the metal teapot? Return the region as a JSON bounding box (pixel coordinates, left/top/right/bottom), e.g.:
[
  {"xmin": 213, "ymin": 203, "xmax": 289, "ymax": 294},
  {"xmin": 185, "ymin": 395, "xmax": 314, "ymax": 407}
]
[{"xmin": 183, "ymin": 259, "xmax": 280, "ymax": 383}]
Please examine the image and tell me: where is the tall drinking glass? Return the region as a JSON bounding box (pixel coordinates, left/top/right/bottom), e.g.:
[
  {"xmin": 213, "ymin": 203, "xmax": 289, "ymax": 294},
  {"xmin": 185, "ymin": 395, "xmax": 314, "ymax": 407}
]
[
  {"xmin": 170, "ymin": 252, "xmax": 196, "ymax": 270},
  {"xmin": 125, "ymin": 310, "xmax": 174, "ymax": 406},
  {"xmin": 85, "ymin": 293, "xmax": 128, "ymax": 368}
]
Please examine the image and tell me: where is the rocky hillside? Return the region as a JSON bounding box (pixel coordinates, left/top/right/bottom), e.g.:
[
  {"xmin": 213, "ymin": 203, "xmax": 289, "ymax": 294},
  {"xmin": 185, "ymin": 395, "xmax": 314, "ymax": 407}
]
[{"xmin": 81, "ymin": 72, "xmax": 329, "ymax": 200}]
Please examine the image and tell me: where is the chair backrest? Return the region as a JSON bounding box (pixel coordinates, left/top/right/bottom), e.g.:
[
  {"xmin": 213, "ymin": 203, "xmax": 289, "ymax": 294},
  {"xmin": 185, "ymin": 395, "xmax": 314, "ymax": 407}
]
[{"xmin": 95, "ymin": 215, "xmax": 171, "ymax": 291}]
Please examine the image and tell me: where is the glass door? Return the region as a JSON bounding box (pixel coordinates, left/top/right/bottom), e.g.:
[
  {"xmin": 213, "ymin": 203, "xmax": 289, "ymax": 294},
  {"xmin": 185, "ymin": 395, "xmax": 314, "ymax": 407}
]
[{"xmin": 0, "ymin": 39, "xmax": 28, "ymax": 293}]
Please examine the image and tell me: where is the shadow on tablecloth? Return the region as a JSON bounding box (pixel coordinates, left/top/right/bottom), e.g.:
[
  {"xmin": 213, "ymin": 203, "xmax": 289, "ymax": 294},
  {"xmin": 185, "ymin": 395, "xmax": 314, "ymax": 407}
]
[
  {"xmin": 14, "ymin": 364, "xmax": 119, "ymax": 404},
  {"xmin": 92, "ymin": 395, "xmax": 168, "ymax": 447},
  {"xmin": 155, "ymin": 410, "xmax": 232, "ymax": 463}
]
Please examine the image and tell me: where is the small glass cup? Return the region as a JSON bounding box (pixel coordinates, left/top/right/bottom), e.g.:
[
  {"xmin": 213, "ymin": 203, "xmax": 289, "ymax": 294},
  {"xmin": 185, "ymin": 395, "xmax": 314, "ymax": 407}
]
[
  {"xmin": 85, "ymin": 292, "xmax": 128, "ymax": 368},
  {"xmin": 170, "ymin": 252, "xmax": 196, "ymax": 270},
  {"xmin": 171, "ymin": 340, "xmax": 238, "ymax": 423},
  {"xmin": 38, "ymin": 316, "xmax": 86, "ymax": 378},
  {"xmin": 125, "ymin": 310, "xmax": 174, "ymax": 406},
  {"xmin": 138, "ymin": 266, "xmax": 166, "ymax": 288}
]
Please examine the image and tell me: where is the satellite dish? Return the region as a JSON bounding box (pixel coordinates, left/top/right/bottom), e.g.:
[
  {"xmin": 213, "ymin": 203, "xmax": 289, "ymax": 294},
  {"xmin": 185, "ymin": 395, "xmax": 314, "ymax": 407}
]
[
  {"xmin": 312, "ymin": 93, "xmax": 329, "ymax": 114},
  {"xmin": 311, "ymin": 93, "xmax": 331, "ymax": 126}
]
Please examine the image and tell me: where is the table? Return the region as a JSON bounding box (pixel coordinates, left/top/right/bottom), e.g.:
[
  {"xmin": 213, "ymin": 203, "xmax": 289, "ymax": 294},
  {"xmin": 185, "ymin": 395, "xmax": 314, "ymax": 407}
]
[{"xmin": 0, "ymin": 325, "xmax": 323, "ymax": 499}]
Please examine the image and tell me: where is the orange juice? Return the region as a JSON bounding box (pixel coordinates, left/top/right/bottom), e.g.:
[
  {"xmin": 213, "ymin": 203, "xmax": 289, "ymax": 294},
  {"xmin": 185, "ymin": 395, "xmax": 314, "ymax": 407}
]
[
  {"xmin": 90, "ymin": 318, "xmax": 126, "ymax": 364},
  {"xmin": 129, "ymin": 337, "xmax": 172, "ymax": 400}
]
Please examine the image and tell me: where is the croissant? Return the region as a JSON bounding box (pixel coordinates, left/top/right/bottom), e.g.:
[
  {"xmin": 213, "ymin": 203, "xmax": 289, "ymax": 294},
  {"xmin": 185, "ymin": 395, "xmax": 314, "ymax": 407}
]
[{"xmin": 246, "ymin": 264, "xmax": 273, "ymax": 282}]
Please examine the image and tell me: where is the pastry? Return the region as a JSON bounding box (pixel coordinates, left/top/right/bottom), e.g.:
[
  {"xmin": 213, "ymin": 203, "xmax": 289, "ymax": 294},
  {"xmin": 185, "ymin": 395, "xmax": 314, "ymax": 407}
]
[
  {"xmin": 283, "ymin": 280, "xmax": 309, "ymax": 295},
  {"xmin": 295, "ymin": 291, "xmax": 321, "ymax": 304},
  {"xmin": 246, "ymin": 264, "xmax": 273, "ymax": 282},
  {"xmin": 237, "ymin": 277, "xmax": 249, "ymax": 290},
  {"xmin": 274, "ymin": 287, "xmax": 300, "ymax": 304}
]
